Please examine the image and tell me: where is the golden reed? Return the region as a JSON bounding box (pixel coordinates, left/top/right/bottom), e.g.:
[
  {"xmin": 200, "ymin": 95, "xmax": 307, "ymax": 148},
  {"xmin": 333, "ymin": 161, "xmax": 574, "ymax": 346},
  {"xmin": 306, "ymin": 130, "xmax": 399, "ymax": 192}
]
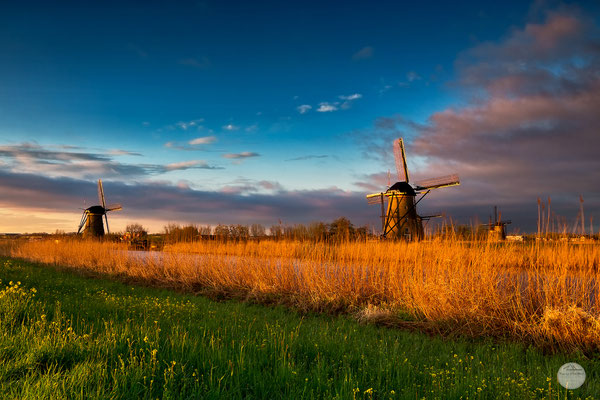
[{"xmin": 2, "ymin": 238, "xmax": 599, "ymax": 353}]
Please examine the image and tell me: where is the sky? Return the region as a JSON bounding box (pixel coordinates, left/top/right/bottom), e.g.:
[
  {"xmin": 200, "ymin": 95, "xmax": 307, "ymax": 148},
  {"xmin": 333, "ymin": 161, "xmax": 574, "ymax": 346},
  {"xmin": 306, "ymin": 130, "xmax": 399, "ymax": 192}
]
[{"xmin": 0, "ymin": 0, "xmax": 599, "ymax": 234}]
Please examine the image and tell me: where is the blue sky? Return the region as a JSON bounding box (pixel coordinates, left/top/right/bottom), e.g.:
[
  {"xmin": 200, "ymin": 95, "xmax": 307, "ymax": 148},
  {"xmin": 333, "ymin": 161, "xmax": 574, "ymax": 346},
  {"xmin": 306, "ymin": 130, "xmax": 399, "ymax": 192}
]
[{"xmin": 1, "ymin": 0, "xmax": 599, "ymax": 233}]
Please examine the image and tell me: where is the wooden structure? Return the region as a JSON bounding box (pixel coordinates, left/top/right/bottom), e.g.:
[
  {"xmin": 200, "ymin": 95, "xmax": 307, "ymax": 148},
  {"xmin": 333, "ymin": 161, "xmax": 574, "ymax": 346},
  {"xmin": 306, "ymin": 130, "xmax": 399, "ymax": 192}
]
[
  {"xmin": 366, "ymin": 138, "xmax": 460, "ymax": 241},
  {"xmin": 77, "ymin": 179, "xmax": 122, "ymax": 237}
]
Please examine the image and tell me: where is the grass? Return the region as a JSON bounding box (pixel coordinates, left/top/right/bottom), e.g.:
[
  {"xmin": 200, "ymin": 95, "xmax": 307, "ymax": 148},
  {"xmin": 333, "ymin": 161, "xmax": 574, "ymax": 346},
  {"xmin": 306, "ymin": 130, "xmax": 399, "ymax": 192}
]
[
  {"xmin": 1, "ymin": 256, "xmax": 598, "ymax": 399},
  {"xmin": 2, "ymin": 238, "xmax": 600, "ymax": 354}
]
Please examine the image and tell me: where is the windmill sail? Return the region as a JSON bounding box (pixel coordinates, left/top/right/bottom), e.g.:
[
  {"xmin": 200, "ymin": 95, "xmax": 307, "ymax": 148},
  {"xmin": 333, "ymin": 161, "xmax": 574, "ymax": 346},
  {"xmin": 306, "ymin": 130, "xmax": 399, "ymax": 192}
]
[
  {"xmin": 393, "ymin": 138, "xmax": 409, "ymax": 182},
  {"xmin": 98, "ymin": 179, "xmax": 106, "ymax": 209},
  {"xmin": 366, "ymin": 193, "xmax": 385, "ymax": 204},
  {"xmin": 77, "ymin": 212, "xmax": 88, "ymax": 234},
  {"xmin": 415, "ymin": 174, "xmax": 460, "ymax": 191},
  {"xmin": 106, "ymin": 204, "xmax": 122, "ymax": 211}
]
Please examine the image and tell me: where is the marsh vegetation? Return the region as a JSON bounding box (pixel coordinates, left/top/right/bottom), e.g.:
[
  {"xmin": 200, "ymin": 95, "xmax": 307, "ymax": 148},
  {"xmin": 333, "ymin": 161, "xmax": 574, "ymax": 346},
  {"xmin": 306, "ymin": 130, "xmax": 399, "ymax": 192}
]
[{"xmin": 2, "ymin": 238, "xmax": 599, "ymax": 355}]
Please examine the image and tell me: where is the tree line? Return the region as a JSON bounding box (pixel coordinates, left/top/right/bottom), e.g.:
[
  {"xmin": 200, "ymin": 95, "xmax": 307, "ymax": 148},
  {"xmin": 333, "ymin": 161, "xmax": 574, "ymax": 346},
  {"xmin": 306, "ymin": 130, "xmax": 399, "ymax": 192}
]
[{"xmin": 135, "ymin": 217, "xmax": 373, "ymax": 243}]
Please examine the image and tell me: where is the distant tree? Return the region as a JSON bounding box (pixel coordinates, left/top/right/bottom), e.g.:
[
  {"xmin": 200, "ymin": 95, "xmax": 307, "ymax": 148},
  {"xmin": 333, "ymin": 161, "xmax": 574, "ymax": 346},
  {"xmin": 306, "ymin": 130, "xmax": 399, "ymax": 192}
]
[
  {"xmin": 269, "ymin": 224, "xmax": 283, "ymax": 239},
  {"xmin": 355, "ymin": 225, "xmax": 369, "ymax": 240},
  {"xmin": 283, "ymin": 225, "xmax": 295, "ymax": 240},
  {"xmin": 199, "ymin": 225, "xmax": 212, "ymax": 236},
  {"xmin": 291, "ymin": 224, "xmax": 309, "ymax": 241},
  {"xmin": 126, "ymin": 223, "xmax": 147, "ymax": 236},
  {"xmin": 180, "ymin": 225, "xmax": 199, "ymax": 242},
  {"xmin": 329, "ymin": 217, "xmax": 355, "ymax": 241},
  {"xmin": 162, "ymin": 223, "xmax": 198, "ymax": 242},
  {"xmin": 163, "ymin": 223, "xmax": 180, "ymax": 243},
  {"xmin": 214, "ymin": 224, "xmax": 230, "ymax": 240},
  {"xmin": 229, "ymin": 224, "xmax": 250, "ymax": 240},
  {"xmin": 308, "ymin": 222, "xmax": 329, "ymax": 242},
  {"xmin": 250, "ymin": 224, "xmax": 266, "ymax": 237}
]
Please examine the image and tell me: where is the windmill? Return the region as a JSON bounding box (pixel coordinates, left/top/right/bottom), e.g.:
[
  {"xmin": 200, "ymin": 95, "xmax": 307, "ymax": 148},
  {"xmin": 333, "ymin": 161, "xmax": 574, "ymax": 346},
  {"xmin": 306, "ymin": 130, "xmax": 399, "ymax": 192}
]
[
  {"xmin": 482, "ymin": 206, "xmax": 511, "ymax": 241},
  {"xmin": 366, "ymin": 138, "xmax": 460, "ymax": 241},
  {"xmin": 77, "ymin": 179, "xmax": 122, "ymax": 238}
]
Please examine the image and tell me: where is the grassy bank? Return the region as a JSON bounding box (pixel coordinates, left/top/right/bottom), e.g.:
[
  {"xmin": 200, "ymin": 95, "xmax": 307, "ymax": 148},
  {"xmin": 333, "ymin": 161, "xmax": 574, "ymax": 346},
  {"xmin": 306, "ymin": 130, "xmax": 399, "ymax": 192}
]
[
  {"xmin": 1, "ymin": 256, "xmax": 598, "ymax": 399},
  {"xmin": 2, "ymin": 239, "xmax": 600, "ymax": 353}
]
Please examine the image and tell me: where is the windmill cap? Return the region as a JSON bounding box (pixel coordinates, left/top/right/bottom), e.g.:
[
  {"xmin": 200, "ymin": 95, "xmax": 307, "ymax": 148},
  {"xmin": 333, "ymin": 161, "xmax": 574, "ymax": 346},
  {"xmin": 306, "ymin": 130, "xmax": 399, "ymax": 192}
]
[
  {"xmin": 386, "ymin": 181, "xmax": 416, "ymax": 195},
  {"xmin": 86, "ymin": 205, "xmax": 106, "ymax": 214}
]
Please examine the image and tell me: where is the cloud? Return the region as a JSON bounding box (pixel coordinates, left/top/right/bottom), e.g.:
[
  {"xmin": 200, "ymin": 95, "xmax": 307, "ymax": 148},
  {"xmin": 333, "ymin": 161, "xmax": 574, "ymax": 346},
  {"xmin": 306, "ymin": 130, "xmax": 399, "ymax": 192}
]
[
  {"xmin": 285, "ymin": 155, "xmax": 328, "ymax": 162},
  {"xmin": 174, "ymin": 119, "xmax": 204, "ymax": 130},
  {"xmin": 297, "ymin": 104, "xmax": 312, "ymax": 114},
  {"xmin": 0, "ymin": 171, "xmax": 376, "ymax": 231},
  {"xmin": 355, "ymin": 8, "xmax": 600, "ymax": 232},
  {"xmin": 245, "ymin": 124, "xmax": 258, "ymax": 133},
  {"xmin": 222, "ymin": 152, "xmax": 260, "ymax": 159},
  {"xmin": 219, "ymin": 179, "xmax": 284, "ymax": 195},
  {"xmin": 165, "ymin": 136, "xmax": 217, "ymax": 150},
  {"xmin": 316, "ymin": 102, "xmax": 338, "ymax": 112},
  {"xmin": 0, "ymin": 142, "xmax": 222, "ymax": 179},
  {"xmin": 339, "ymin": 93, "xmax": 362, "ymax": 101},
  {"xmin": 406, "ymin": 71, "xmax": 421, "ymax": 82},
  {"xmin": 164, "ymin": 160, "xmax": 221, "ymax": 171},
  {"xmin": 222, "ymin": 124, "xmax": 239, "ymax": 131},
  {"xmin": 257, "ymin": 180, "xmax": 283, "ymax": 191},
  {"xmin": 378, "ymin": 73, "xmax": 423, "ymax": 94},
  {"xmin": 338, "ymin": 93, "xmax": 363, "ymax": 109},
  {"xmin": 379, "ymin": 84, "xmax": 393, "ymax": 94},
  {"xmin": 188, "ymin": 136, "xmax": 217, "ymax": 145},
  {"xmin": 108, "ymin": 149, "xmax": 143, "ymax": 156},
  {"xmin": 178, "ymin": 56, "xmax": 211, "ymax": 69},
  {"xmin": 352, "ymin": 46, "xmax": 374, "ymax": 61},
  {"xmin": 301, "ymin": 94, "xmax": 362, "ymax": 114},
  {"xmin": 351, "ymin": 115, "xmax": 424, "ymax": 164},
  {"xmin": 411, "ymin": 11, "xmax": 600, "ymax": 193},
  {"xmin": 0, "ymin": 142, "xmax": 107, "ymax": 162},
  {"xmin": 57, "ymin": 144, "xmax": 86, "ymax": 150}
]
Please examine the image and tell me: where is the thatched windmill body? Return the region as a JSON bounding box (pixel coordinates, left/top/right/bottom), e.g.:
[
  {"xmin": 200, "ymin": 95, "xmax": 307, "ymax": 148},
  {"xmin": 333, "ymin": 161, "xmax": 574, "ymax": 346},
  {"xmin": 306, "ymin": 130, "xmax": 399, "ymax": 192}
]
[
  {"xmin": 77, "ymin": 179, "xmax": 122, "ymax": 238},
  {"xmin": 366, "ymin": 138, "xmax": 460, "ymax": 241}
]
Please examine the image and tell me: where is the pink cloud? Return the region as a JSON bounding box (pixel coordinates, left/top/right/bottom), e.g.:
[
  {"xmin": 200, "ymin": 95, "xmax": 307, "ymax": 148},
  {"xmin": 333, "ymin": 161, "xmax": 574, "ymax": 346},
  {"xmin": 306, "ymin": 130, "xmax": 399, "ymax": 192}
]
[{"xmin": 356, "ymin": 8, "xmax": 600, "ymax": 231}]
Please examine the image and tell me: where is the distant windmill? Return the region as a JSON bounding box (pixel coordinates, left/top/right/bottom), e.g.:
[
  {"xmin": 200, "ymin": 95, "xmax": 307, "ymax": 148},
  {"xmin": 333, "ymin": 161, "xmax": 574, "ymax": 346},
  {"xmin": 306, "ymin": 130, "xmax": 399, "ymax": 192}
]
[
  {"xmin": 482, "ymin": 206, "xmax": 511, "ymax": 241},
  {"xmin": 366, "ymin": 138, "xmax": 460, "ymax": 241},
  {"xmin": 77, "ymin": 179, "xmax": 122, "ymax": 238}
]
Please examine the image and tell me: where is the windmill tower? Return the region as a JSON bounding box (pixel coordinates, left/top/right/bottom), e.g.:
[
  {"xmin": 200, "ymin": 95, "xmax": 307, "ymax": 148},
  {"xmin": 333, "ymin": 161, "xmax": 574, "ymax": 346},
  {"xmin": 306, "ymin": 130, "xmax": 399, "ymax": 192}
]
[
  {"xmin": 77, "ymin": 179, "xmax": 122, "ymax": 238},
  {"xmin": 483, "ymin": 206, "xmax": 511, "ymax": 241},
  {"xmin": 366, "ymin": 138, "xmax": 460, "ymax": 241}
]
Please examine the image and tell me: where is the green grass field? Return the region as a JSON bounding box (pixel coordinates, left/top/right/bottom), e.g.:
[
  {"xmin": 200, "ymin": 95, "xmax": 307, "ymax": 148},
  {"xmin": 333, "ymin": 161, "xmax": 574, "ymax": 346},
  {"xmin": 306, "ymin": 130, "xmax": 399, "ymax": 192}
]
[{"xmin": 0, "ymin": 256, "xmax": 597, "ymax": 399}]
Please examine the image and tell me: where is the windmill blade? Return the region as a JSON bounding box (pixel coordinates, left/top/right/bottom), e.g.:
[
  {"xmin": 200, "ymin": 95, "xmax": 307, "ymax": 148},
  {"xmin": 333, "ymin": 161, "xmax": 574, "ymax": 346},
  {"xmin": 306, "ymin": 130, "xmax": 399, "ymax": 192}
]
[
  {"xmin": 420, "ymin": 214, "xmax": 443, "ymax": 220},
  {"xmin": 393, "ymin": 138, "xmax": 410, "ymax": 183},
  {"xmin": 415, "ymin": 174, "xmax": 460, "ymax": 191},
  {"xmin": 77, "ymin": 211, "xmax": 88, "ymax": 234},
  {"xmin": 98, "ymin": 179, "xmax": 106, "ymax": 209},
  {"xmin": 366, "ymin": 193, "xmax": 385, "ymax": 205},
  {"xmin": 106, "ymin": 204, "xmax": 122, "ymax": 212},
  {"xmin": 104, "ymin": 213, "xmax": 110, "ymax": 235}
]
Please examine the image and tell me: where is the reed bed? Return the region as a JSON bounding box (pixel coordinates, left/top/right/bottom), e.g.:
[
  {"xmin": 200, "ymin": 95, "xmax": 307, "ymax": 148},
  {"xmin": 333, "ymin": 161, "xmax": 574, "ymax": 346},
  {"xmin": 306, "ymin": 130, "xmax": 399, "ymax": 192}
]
[{"xmin": 3, "ymin": 238, "xmax": 600, "ymax": 353}]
